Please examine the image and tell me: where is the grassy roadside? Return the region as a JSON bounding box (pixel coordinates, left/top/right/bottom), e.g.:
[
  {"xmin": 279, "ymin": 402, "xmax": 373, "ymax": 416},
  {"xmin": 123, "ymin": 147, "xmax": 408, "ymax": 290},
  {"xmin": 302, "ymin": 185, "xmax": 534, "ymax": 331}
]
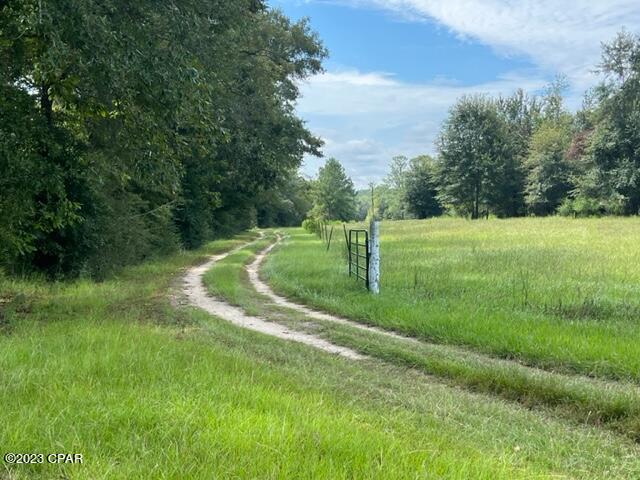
[
  {"xmin": 263, "ymin": 220, "xmax": 640, "ymax": 382},
  {"xmin": 4, "ymin": 306, "xmax": 536, "ymax": 479},
  {"xmin": 255, "ymin": 228, "xmax": 640, "ymax": 439},
  {"xmin": 202, "ymin": 236, "xmax": 640, "ymax": 477},
  {"xmin": 5, "ymin": 230, "xmax": 616, "ymax": 479}
]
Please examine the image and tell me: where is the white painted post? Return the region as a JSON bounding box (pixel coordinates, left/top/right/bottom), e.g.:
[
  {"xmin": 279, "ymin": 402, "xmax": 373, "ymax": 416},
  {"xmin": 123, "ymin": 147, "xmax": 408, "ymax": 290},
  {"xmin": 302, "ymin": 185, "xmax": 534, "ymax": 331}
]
[{"xmin": 369, "ymin": 219, "xmax": 380, "ymax": 294}]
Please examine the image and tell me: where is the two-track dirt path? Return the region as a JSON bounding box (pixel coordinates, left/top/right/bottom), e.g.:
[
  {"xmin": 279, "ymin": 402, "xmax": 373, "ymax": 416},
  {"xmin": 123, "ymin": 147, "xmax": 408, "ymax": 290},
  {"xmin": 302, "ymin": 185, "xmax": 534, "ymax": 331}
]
[
  {"xmin": 242, "ymin": 235, "xmax": 640, "ymax": 400},
  {"xmin": 180, "ymin": 230, "xmax": 640, "ymax": 425},
  {"xmin": 247, "ymin": 236, "xmax": 422, "ymax": 345},
  {"xmin": 181, "ymin": 239, "xmax": 363, "ymax": 359}
]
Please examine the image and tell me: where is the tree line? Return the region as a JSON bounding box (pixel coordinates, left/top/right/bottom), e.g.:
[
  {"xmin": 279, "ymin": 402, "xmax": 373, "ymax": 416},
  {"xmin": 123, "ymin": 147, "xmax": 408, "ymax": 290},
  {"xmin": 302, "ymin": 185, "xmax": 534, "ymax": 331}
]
[
  {"xmin": 4, "ymin": 7, "xmax": 640, "ymax": 280},
  {"xmin": 1, "ymin": 0, "xmax": 325, "ymax": 278},
  {"xmin": 260, "ymin": 158, "xmax": 358, "ymax": 233},
  {"xmin": 304, "ymin": 31, "xmax": 640, "ymax": 224}
]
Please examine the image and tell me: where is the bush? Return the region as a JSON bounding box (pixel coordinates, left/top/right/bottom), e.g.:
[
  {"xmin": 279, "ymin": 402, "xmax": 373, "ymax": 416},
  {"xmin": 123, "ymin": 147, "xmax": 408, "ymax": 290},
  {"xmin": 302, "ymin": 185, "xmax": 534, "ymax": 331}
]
[
  {"xmin": 301, "ymin": 218, "xmax": 318, "ymax": 233},
  {"xmin": 558, "ymin": 196, "xmax": 624, "ymax": 217},
  {"xmin": 557, "ymin": 199, "xmax": 575, "ymax": 217}
]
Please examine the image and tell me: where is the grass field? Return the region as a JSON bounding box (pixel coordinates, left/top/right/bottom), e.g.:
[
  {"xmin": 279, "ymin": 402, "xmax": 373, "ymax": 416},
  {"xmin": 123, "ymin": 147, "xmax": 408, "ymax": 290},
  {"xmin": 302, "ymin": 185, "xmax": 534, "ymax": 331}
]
[
  {"xmin": 264, "ymin": 218, "xmax": 640, "ymax": 381},
  {"xmin": 3, "ymin": 222, "xmax": 640, "ymax": 478},
  {"xmin": 205, "ymin": 234, "xmax": 640, "ymax": 438},
  {"xmin": 200, "ymin": 235, "xmax": 640, "ymax": 478}
]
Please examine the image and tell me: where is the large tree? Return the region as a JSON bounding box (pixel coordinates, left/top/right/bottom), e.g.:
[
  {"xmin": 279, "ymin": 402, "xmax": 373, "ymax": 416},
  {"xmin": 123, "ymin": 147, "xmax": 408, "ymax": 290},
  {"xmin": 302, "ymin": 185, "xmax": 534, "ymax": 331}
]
[
  {"xmin": 524, "ymin": 120, "xmax": 573, "ymax": 215},
  {"xmin": 436, "ymin": 95, "xmax": 520, "ymax": 219},
  {"xmin": 310, "ymin": 158, "xmax": 357, "ymax": 221},
  {"xmin": 524, "ymin": 80, "xmax": 575, "ymax": 215},
  {"xmin": 577, "ymin": 31, "xmax": 640, "ymax": 215},
  {"xmin": 403, "ymin": 155, "xmax": 442, "ymax": 219},
  {"xmin": 0, "ymin": 0, "xmax": 325, "ymax": 277},
  {"xmin": 380, "ymin": 155, "xmax": 409, "ymax": 219}
]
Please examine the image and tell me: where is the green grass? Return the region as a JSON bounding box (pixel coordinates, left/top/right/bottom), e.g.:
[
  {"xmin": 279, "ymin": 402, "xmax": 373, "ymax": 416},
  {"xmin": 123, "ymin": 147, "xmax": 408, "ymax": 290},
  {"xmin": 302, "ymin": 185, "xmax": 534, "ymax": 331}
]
[
  {"xmin": 202, "ymin": 234, "xmax": 277, "ymax": 315},
  {"xmin": 264, "ymin": 218, "xmax": 640, "ymax": 381},
  {"xmin": 3, "ymin": 230, "xmax": 640, "ymax": 478},
  {"xmin": 7, "ymin": 313, "xmax": 640, "ymax": 480},
  {"xmin": 198, "ymin": 237, "xmax": 640, "ymax": 478},
  {"xmin": 0, "ymin": 230, "xmax": 640, "ymax": 479},
  {"xmin": 4, "ymin": 312, "xmax": 525, "ymax": 479},
  {"xmin": 206, "ymin": 236, "xmax": 640, "ymax": 440}
]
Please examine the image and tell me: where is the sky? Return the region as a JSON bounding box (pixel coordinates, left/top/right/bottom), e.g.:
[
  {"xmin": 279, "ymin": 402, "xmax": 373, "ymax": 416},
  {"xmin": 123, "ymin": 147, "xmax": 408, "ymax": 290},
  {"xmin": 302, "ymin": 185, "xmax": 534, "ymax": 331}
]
[{"xmin": 270, "ymin": 0, "xmax": 640, "ymax": 187}]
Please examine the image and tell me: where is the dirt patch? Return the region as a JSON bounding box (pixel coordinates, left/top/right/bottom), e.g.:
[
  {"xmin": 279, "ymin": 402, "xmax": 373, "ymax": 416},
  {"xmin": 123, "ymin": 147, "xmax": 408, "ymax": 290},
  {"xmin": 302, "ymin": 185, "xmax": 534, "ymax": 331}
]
[
  {"xmin": 247, "ymin": 236, "xmax": 421, "ymax": 345},
  {"xmin": 181, "ymin": 240, "xmax": 363, "ymax": 360}
]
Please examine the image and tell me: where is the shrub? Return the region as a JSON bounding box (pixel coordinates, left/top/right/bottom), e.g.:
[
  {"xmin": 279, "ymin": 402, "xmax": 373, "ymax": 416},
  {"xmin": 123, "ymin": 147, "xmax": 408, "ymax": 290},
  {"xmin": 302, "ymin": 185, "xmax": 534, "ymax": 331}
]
[
  {"xmin": 557, "ymin": 192, "xmax": 631, "ymax": 217},
  {"xmin": 301, "ymin": 218, "xmax": 318, "ymax": 233}
]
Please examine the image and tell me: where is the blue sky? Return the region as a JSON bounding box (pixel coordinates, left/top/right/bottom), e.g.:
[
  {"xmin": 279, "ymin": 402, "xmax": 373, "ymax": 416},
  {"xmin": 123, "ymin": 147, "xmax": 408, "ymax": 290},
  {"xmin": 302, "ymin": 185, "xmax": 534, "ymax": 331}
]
[{"xmin": 270, "ymin": 0, "xmax": 640, "ymax": 187}]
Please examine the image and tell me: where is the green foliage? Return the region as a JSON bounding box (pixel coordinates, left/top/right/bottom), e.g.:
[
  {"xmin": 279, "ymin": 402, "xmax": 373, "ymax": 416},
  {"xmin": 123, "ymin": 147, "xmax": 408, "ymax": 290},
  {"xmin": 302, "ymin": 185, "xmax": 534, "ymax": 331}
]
[
  {"xmin": 557, "ymin": 197, "xmax": 602, "ymax": 217},
  {"xmin": 437, "ymin": 95, "xmax": 524, "ymax": 218},
  {"xmin": 379, "ymin": 156, "xmax": 410, "ymax": 219},
  {"xmin": 309, "ymin": 158, "xmax": 357, "ymax": 221},
  {"xmin": 524, "ymin": 117, "xmax": 574, "ymax": 215},
  {"xmin": 257, "ymin": 175, "xmax": 313, "ymax": 228},
  {"xmin": 496, "ymin": 89, "xmax": 542, "ymax": 155},
  {"xmin": 355, "ymin": 188, "xmax": 374, "ymax": 221},
  {"xmin": 362, "ymin": 154, "xmax": 442, "ymax": 222},
  {"xmin": 0, "ymin": 85, "xmax": 84, "ymax": 274},
  {"xmin": 570, "ymin": 31, "xmax": 640, "ymax": 215},
  {"xmin": 421, "ymin": 34, "xmax": 640, "ymax": 220},
  {"xmin": 0, "ymin": 0, "xmax": 326, "ymax": 278},
  {"xmin": 403, "ymin": 155, "xmax": 443, "ymax": 218},
  {"xmin": 301, "ymin": 218, "xmax": 319, "ymax": 233}
]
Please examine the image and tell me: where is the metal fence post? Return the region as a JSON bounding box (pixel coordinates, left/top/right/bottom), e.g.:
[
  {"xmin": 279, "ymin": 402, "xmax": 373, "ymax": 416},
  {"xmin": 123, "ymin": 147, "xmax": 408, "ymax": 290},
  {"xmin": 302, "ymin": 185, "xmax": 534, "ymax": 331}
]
[
  {"xmin": 355, "ymin": 230, "xmax": 359, "ymax": 279},
  {"xmin": 343, "ymin": 224, "xmax": 350, "ymax": 262},
  {"xmin": 348, "ymin": 231, "xmax": 352, "ymax": 277},
  {"xmin": 368, "ymin": 220, "xmax": 380, "ymax": 294},
  {"xmin": 326, "ymin": 225, "xmax": 334, "ymax": 251}
]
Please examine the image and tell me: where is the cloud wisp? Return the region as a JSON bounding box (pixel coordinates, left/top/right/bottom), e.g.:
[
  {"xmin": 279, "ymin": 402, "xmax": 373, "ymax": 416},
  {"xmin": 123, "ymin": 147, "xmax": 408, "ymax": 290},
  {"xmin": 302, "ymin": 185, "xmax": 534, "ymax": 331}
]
[
  {"xmin": 336, "ymin": 0, "xmax": 640, "ymax": 88},
  {"xmin": 293, "ymin": 0, "xmax": 640, "ymax": 186},
  {"xmin": 298, "ymin": 69, "xmax": 547, "ymax": 186}
]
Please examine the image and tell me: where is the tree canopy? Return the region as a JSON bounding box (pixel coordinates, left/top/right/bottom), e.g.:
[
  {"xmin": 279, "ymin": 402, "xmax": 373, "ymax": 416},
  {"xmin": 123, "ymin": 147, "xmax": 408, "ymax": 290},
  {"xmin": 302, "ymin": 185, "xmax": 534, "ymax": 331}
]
[
  {"xmin": 403, "ymin": 156, "xmax": 443, "ymax": 219},
  {"xmin": 1, "ymin": 0, "xmax": 325, "ymax": 277},
  {"xmin": 436, "ymin": 95, "xmax": 520, "ymax": 218},
  {"xmin": 4, "ymin": 11, "xmax": 640, "ymax": 279},
  {"xmin": 309, "ymin": 158, "xmax": 357, "ymax": 221},
  {"xmin": 400, "ymin": 33, "xmax": 640, "ymax": 220}
]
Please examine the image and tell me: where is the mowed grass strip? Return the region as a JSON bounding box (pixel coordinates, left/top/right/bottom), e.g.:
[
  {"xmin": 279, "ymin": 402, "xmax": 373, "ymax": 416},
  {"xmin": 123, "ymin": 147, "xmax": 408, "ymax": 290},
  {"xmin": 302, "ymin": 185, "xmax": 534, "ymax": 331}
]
[
  {"xmin": 3, "ymin": 314, "xmax": 533, "ymax": 479},
  {"xmin": 4, "ymin": 231, "xmax": 615, "ymax": 479},
  {"xmin": 263, "ymin": 219, "xmax": 640, "ymax": 381},
  {"xmin": 207, "ymin": 238, "xmax": 640, "ymax": 441},
  {"xmin": 202, "ymin": 233, "xmax": 277, "ymax": 316}
]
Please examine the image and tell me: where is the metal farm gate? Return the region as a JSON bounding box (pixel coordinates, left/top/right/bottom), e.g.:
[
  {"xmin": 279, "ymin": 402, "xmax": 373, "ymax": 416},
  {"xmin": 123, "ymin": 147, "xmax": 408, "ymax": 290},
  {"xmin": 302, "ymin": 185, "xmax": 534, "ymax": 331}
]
[
  {"xmin": 347, "ymin": 229, "xmax": 370, "ymax": 289},
  {"xmin": 317, "ymin": 219, "xmax": 379, "ymax": 294}
]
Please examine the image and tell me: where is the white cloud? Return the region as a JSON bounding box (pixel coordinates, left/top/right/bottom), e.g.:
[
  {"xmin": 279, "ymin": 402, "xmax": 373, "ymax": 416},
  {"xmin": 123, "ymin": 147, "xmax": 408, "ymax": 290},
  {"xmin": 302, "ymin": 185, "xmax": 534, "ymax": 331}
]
[
  {"xmin": 312, "ymin": 70, "xmax": 398, "ymax": 86},
  {"xmin": 294, "ymin": 0, "xmax": 640, "ymax": 186},
  {"xmin": 344, "ymin": 0, "xmax": 640, "ymax": 88},
  {"xmin": 298, "ymin": 69, "xmax": 545, "ymax": 116},
  {"xmin": 298, "ymin": 68, "xmax": 547, "ymax": 186}
]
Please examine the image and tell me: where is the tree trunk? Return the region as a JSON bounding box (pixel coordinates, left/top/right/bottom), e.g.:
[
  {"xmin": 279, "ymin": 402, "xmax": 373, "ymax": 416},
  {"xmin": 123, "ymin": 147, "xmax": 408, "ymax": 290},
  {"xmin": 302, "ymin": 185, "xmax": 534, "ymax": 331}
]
[
  {"xmin": 40, "ymin": 82, "xmax": 53, "ymax": 125},
  {"xmin": 472, "ymin": 185, "xmax": 479, "ymax": 219}
]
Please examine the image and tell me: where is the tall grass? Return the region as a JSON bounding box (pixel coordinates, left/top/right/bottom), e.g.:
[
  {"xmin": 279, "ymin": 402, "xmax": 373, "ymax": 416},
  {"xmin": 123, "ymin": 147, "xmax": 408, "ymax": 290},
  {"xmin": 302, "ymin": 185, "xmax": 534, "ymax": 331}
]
[
  {"xmin": 263, "ymin": 218, "xmax": 640, "ymax": 381},
  {"xmin": 3, "ymin": 227, "xmax": 640, "ymax": 478},
  {"xmin": 207, "ymin": 236, "xmax": 640, "ymax": 440}
]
